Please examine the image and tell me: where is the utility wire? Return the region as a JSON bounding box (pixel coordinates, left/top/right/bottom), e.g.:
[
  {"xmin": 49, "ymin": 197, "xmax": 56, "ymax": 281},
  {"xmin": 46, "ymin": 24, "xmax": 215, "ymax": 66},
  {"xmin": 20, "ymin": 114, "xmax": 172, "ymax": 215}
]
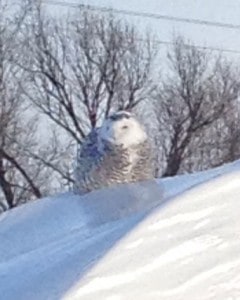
[
  {"xmin": 42, "ymin": 0, "xmax": 240, "ymax": 30},
  {"xmin": 155, "ymin": 40, "xmax": 240, "ymax": 54},
  {"xmin": 41, "ymin": 0, "xmax": 240, "ymax": 55}
]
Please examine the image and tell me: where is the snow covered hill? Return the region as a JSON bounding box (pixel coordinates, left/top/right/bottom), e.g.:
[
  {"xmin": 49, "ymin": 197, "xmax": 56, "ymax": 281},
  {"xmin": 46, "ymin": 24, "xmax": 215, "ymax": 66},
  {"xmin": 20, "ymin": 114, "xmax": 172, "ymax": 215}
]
[{"xmin": 0, "ymin": 160, "xmax": 240, "ymax": 300}]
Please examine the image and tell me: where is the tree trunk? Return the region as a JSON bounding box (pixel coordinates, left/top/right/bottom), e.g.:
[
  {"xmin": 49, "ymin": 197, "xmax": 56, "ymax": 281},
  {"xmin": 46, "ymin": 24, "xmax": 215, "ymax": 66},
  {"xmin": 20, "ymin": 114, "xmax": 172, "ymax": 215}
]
[{"xmin": 0, "ymin": 157, "xmax": 15, "ymax": 208}]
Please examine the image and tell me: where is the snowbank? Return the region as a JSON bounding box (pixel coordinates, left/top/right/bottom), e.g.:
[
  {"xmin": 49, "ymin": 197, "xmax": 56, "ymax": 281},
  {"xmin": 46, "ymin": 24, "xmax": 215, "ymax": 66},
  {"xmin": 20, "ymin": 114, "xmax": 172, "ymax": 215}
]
[{"xmin": 0, "ymin": 160, "xmax": 240, "ymax": 300}]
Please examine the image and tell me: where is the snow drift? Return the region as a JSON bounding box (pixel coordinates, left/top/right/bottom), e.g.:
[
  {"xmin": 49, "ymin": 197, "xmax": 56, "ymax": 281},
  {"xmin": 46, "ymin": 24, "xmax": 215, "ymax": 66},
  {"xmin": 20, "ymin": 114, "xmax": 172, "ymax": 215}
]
[{"xmin": 0, "ymin": 160, "xmax": 240, "ymax": 300}]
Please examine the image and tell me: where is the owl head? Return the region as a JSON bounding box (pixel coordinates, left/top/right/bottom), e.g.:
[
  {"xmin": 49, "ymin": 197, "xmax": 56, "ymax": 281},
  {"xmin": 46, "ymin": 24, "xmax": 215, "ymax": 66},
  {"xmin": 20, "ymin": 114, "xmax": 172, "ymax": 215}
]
[{"xmin": 98, "ymin": 111, "xmax": 147, "ymax": 149}]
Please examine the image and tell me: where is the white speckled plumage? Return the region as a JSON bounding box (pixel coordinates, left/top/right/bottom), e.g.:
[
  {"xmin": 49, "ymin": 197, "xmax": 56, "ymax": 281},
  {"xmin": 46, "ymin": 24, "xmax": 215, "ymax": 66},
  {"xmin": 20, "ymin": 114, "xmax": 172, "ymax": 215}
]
[{"xmin": 73, "ymin": 111, "xmax": 155, "ymax": 195}]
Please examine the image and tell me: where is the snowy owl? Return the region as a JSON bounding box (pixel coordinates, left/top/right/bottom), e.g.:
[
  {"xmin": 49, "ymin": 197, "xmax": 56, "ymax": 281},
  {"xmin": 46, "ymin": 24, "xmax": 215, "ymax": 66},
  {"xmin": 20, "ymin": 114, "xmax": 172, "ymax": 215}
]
[{"xmin": 73, "ymin": 111, "xmax": 155, "ymax": 195}]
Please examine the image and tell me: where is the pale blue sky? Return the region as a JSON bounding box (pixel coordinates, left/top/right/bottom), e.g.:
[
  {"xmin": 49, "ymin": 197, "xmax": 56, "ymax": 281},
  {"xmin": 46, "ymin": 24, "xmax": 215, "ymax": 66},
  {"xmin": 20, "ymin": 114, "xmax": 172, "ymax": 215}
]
[{"xmin": 43, "ymin": 0, "xmax": 240, "ymax": 59}]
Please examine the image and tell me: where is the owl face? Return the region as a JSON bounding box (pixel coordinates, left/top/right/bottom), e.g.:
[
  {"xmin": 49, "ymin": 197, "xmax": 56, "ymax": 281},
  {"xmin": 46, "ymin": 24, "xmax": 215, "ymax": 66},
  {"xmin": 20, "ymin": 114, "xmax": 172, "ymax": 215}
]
[{"xmin": 99, "ymin": 111, "xmax": 147, "ymax": 149}]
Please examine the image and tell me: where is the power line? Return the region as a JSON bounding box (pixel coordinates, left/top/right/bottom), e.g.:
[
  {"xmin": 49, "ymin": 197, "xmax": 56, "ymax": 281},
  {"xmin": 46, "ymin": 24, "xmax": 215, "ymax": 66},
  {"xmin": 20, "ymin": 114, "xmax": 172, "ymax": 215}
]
[
  {"xmin": 42, "ymin": 0, "xmax": 240, "ymax": 30},
  {"xmin": 155, "ymin": 40, "xmax": 240, "ymax": 55},
  {"xmin": 40, "ymin": 0, "xmax": 240, "ymax": 55}
]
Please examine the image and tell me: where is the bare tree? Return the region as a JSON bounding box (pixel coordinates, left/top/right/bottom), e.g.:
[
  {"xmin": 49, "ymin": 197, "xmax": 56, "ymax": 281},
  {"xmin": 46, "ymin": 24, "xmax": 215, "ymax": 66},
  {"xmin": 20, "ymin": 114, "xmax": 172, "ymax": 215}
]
[
  {"xmin": 26, "ymin": 7, "xmax": 157, "ymax": 136},
  {"xmin": 0, "ymin": 1, "xmax": 52, "ymax": 211},
  {"xmin": 207, "ymin": 95, "xmax": 240, "ymax": 167},
  {"xmin": 153, "ymin": 37, "xmax": 240, "ymax": 177},
  {"xmin": 20, "ymin": 5, "xmax": 158, "ymax": 184}
]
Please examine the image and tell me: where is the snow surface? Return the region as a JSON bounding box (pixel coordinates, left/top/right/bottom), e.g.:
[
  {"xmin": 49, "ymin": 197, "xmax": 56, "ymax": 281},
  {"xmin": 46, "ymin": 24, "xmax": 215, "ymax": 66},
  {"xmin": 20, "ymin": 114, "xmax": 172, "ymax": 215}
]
[{"xmin": 1, "ymin": 160, "xmax": 240, "ymax": 300}]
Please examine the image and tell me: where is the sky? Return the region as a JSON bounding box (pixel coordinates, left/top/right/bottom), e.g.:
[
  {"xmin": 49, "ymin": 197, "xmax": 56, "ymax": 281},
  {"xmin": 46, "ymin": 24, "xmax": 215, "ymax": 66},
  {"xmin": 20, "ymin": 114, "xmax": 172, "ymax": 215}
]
[{"xmin": 41, "ymin": 0, "xmax": 240, "ymax": 60}]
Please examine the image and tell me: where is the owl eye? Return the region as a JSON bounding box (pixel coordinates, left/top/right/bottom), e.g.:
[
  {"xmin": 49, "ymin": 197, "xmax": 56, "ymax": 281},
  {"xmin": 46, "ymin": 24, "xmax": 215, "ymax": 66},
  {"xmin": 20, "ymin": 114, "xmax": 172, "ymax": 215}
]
[{"xmin": 122, "ymin": 125, "xmax": 128, "ymax": 130}]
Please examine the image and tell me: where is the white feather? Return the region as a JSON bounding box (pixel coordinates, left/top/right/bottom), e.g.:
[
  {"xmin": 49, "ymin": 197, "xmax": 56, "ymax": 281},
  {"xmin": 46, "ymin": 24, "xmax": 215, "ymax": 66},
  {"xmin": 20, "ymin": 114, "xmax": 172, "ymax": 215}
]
[
  {"xmin": 98, "ymin": 111, "xmax": 147, "ymax": 149},
  {"xmin": 73, "ymin": 111, "xmax": 154, "ymax": 195}
]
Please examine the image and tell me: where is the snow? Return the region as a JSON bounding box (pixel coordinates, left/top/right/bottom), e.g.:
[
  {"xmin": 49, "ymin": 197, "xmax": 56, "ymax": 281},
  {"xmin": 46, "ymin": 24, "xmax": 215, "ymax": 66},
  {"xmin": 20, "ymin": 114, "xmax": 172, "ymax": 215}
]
[{"xmin": 0, "ymin": 160, "xmax": 240, "ymax": 300}]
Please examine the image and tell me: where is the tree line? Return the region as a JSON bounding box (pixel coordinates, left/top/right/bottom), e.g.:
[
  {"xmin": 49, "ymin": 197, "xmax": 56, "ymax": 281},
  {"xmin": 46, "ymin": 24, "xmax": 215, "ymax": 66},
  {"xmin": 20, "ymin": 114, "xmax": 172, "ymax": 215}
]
[{"xmin": 0, "ymin": 0, "xmax": 239, "ymax": 212}]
